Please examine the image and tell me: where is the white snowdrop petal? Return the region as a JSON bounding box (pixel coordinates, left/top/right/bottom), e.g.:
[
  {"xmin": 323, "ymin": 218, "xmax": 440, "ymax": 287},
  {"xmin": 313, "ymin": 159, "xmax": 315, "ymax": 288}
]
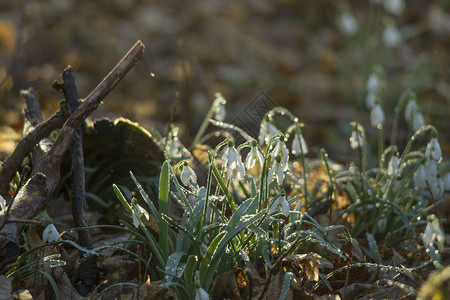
[
  {"xmin": 276, "ymin": 163, "xmax": 284, "ymax": 185},
  {"xmin": 384, "ymin": 0, "xmax": 405, "ymax": 15},
  {"xmin": 370, "ymin": 104, "xmax": 385, "ymax": 127},
  {"xmin": 0, "ymin": 195, "xmax": 6, "ymax": 211},
  {"xmin": 366, "ymin": 92, "xmax": 376, "ymax": 109},
  {"xmin": 414, "ymin": 164, "xmax": 427, "ymax": 189},
  {"xmin": 195, "ymin": 287, "xmax": 209, "ymax": 300},
  {"xmin": 426, "ymin": 138, "xmax": 442, "ymax": 161},
  {"xmin": 338, "ymin": 12, "xmax": 359, "ymax": 36},
  {"xmin": 412, "ymin": 112, "xmax": 425, "ymax": 132},
  {"xmin": 181, "ymin": 166, "xmax": 191, "ymax": 186},
  {"xmin": 281, "ymin": 197, "xmax": 290, "ymax": 217},
  {"xmin": 43, "ymin": 224, "xmax": 60, "ymax": 243},
  {"xmin": 292, "ymin": 134, "xmax": 300, "ymax": 155},
  {"xmin": 382, "ymin": 24, "xmax": 402, "ymax": 48},
  {"xmin": 404, "ymin": 99, "xmax": 417, "ymax": 122},
  {"xmin": 367, "ymin": 73, "xmax": 381, "ymax": 93},
  {"xmin": 300, "ymin": 135, "xmax": 308, "ymax": 154}
]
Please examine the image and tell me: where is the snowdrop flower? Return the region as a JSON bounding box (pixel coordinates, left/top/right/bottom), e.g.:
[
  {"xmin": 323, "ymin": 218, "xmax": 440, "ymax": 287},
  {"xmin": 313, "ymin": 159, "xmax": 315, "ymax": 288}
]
[
  {"xmin": 422, "ymin": 215, "xmax": 445, "ymax": 248},
  {"xmin": 222, "ymin": 141, "xmax": 245, "ymax": 180},
  {"xmin": 425, "ymin": 159, "xmax": 438, "ymax": 180},
  {"xmin": 377, "ymin": 218, "xmax": 387, "ymax": 233},
  {"xmin": 0, "ymin": 195, "xmax": 6, "ymax": 211},
  {"xmin": 245, "ymin": 140, "xmax": 265, "ymax": 170},
  {"xmin": 213, "ymin": 93, "xmax": 226, "ymax": 121},
  {"xmin": 414, "ymin": 163, "xmax": 427, "ymax": 189},
  {"xmin": 404, "ymin": 99, "xmax": 417, "ymax": 122},
  {"xmin": 292, "ymin": 132, "xmax": 308, "ymax": 156},
  {"xmin": 430, "ymin": 175, "xmax": 444, "ymax": 199},
  {"xmin": 268, "ymin": 155, "xmax": 284, "ymax": 185},
  {"xmin": 366, "ymin": 73, "xmax": 382, "ymax": 94},
  {"xmin": 132, "ymin": 203, "xmax": 150, "ymax": 228},
  {"xmin": 365, "ymin": 92, "xmax": 376, "ymax": 109},
  {"xmin": 337, "ymin": 11, "xmax": 359, "ymax": 36},
  {"xmin": 194, "ymin": 287, "xmax": 209, "ymax": 300},
  {"xmin": 180, "ymin": 162, "xmax": 197, "ymax": 186},
  {"xmin": 43, "ymin": 224, "xmax": 60, "ymax": 243},
  {"xmin": 370, "ymin": 104, "xmax": 385, "ymax": 127},
  {"xmin": 382, "ymin": 23, "xmax": 402, "ymax": 48},
  {"xmin": 384, "ymin": 0, "xmax": 405, "ymax": 15},
  {"xmin": 350, "ymin": 130, "xmax": 364, "ymax": 149},
  {"xmin": 258, "ymin": 117, "xmax": 279, "ymax": 145},
  {"xmin": 425, "ymin": 137, "xmax": 442, "ymax": 161},
  {"xmin": 166, "ymin": 126, "xmax": 184, "ymax": 158},
  {"xmin": 272, "ymin": 136, "xmax": 289, "ymax": 171},
  {"xmin": 269, "ymin": 194, "xmax": 290, "ymax": 217},
  {"xmin": 411, "ymin": 110, "xmax": 425, "ymax": 132},
  {"xmin": 388, "ymin": 155, "xmax": 401, "ymax": 177}
]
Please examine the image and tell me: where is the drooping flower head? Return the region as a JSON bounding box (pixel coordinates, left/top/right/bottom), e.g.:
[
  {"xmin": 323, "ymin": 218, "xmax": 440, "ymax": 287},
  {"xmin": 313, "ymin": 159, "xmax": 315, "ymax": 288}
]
[
  {"xmin": 382, "ymin": 22, "xmax": 402, "ymax": 48},
  {"xmin": 388, "ymin": 154, "xmax": 401, "ymax": 177},
  {"xmin": 245, "ymin": 139, "xmax": 265, "ymax": 170},
  {"xmin": 43, "ymin": 223, "xmax": 60, "ymax": 243},
  {"xmin": 425, "ymin": 136, "xmax": 442, "ymax": 161},
  {"xmin": 269, "ymin": 194, "xmax": 290, "ymax": 217},
  {"xmin": 292, "ymin": 129, "xmax": 308, "ymax": 156},
  {"xmin": 337, "ymin": 11, "xmax": 359, "ymax": 36},
  {"xmin": 132, "ymin": 201, "xmax": 150, "ymax": 228},
  {"xmin": 222, "ymin": 140, "xmax": 245, "ymax": 180},
  {"xmin": 213, "ymin": 92, "xmax": 226, "ymax": 121},
  {"xmin": 350, "ymin": 123, "xmax": 364, "ymax": 150},
  {"xmin": 271, "ymin": 135, "xmax": 289, "ymax": 171},
  {"xmin": 180, "ymin": 161, "xmax": 197, "ymax": 186},
  {"xmin": 258, "ymin": 116, "xmax": 279, "ymax": 145},
  {"xmin": 370, "ymin": 103, "xmax": 385, "ymax": 127},
  {"xmin": 268, "ymin": 155, "xmax": 285, "ymax": 186}
]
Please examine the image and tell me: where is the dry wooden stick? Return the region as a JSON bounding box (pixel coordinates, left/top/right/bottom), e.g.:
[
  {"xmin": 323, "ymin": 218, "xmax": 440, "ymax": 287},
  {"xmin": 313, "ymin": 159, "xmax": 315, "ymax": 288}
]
[
  {"xmin": 60, "ymin": 66, "xmax": 90, "ymax": 249},
  {"xmin": 60, "ymin": 66, "xmax": 98, "ymax": 295},
  {"xmin": 0, "ymin": 89, "xmax": 68, "ymax": 200},
  {"xmin": 0, "ymin": 40, "xmax": 145, "ymax": 271}
]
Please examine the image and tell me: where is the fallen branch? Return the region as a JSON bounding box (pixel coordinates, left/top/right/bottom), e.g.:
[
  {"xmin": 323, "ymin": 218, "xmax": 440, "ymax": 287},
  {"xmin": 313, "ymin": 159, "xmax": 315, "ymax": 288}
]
[
  {"xmin": 0, "ymin": 88, "xmax": 68, "ymax": 200},
  {"xmin": 0, "ymin": 40, "xmax": 145, "ymax": 271}
]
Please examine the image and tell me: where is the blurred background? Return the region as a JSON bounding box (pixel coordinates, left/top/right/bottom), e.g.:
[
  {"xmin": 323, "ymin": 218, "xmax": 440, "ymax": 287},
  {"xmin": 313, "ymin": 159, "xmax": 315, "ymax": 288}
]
[{"xmin": 0, "ymin": 0, "xmax": 449, "ymax": 162}]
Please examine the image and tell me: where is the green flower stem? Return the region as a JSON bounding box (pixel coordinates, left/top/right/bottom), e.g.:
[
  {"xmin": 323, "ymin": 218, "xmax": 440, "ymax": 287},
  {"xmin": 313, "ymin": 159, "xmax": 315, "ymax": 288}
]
[
  {"xmin": 297, "ymin": 125, "xmax": 309, "ymax": 213},
  {"xmin": 210, "ymin": 153, "xmax": 236, "ymax": 212},
  {"xmin": 203, "ymin": 153, "xmax": 214, "ymax": 227}
]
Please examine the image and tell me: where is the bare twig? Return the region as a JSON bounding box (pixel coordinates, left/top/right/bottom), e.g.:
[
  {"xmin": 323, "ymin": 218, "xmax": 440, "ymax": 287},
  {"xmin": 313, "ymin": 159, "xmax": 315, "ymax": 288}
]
[
  {"xmin": 0, "ymin": 41, "xmax": 145, "ymax": 271},
  {"xmin": 0, "ymin": 89, "xmax": 68, "ymax": 200},
  {"xmin": 60, "ymin": 66, "xmax": 97, "ymax": 295},
  {"xmin": 60, "ymin": 66, "xmax": 90, "ymax": 249}
]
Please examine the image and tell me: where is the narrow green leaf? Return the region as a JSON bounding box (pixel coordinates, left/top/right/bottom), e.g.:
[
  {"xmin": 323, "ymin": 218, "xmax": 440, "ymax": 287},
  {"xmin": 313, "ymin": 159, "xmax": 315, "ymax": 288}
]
[
  {"xmin": 159, "ymin": 160, "xmax": 171, "ymax": 257},
  {"xmin": 113, "ymin": 184, "xmax": 132, "ymax": 214},
  {"xmin": 203, "ymin": 210, "xmax": 266, "ymax": 288},
  {"xmin": 130, "ymin": 171, "xmax": 160, "ymax": 222},
  {"xmin": 39, "ymin": 270, "xmax": 61, "ymax": 300},
  {"xmin": 199, "ymin": 231, "xmax": 226, "ymax": 284},
  {"xmin": 278, "ymin": 272, "xmax": 293, "ymax": 300},
  {"xmin": 184, "ymin": 255, "xmax": 198, "ymax": 288}
]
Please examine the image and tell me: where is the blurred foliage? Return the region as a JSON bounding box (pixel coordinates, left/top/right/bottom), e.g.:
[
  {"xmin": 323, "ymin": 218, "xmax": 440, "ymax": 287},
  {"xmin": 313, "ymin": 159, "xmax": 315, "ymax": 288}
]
[{"xmin": 0, "ymin": 0, "xmax": 449, "ymax": 162}]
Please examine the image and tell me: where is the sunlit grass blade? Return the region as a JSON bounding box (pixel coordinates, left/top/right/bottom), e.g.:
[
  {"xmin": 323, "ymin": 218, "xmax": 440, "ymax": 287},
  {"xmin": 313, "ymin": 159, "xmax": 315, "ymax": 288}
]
[
  {"xmin": 159, "ymin": 160, "xmax": 170, "ymax": 258},
  {"xmin": 113, "ymin": 184, "xmax": 132, "ymax": 214}
]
